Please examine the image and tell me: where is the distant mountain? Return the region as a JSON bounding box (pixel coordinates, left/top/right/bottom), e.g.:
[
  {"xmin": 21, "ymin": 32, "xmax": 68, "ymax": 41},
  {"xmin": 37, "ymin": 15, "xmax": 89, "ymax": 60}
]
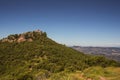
[
  {"xmin": 0, "ymin": 30, "xmax": 120, "ymax": 80},
  {"xmin": 72, "ymin": 46, "xmax": 120, "ymax": 62}
]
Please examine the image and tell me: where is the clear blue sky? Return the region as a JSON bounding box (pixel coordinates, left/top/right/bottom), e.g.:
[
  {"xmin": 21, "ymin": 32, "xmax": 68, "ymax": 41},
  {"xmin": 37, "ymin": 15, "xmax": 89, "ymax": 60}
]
[{"xmin": 0, "ymin": 0, "xmax": 120, "ymax": 47}]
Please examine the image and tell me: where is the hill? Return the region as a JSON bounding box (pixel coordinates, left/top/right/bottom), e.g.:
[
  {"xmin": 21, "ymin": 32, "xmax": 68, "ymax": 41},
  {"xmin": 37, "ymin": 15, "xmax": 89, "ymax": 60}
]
[
  {"xmin": 72, "ymin": 46, "xmax": 120, "ymax": 62},
  {"xmin": 0, "ymin": 30, "xmax": 120, "ymax": 80}
]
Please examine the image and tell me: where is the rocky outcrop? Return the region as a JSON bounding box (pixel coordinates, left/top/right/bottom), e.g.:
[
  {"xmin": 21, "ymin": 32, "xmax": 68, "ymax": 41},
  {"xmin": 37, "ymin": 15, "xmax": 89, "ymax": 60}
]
[
  {"xmin": 17, "ymin": 34, "xmax": 26, "ymax": 43},
  {"xmin": 0, "ymin": 29, "xmax": 45, "ymax": 43}
]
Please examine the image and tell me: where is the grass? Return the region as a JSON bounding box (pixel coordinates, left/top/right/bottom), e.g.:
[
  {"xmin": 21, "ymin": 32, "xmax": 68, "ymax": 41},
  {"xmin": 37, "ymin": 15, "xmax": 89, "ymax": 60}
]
[
  {"xmin": 48, "ymin": 66, "xmax": 120, "ymax": 80},
  {"xmin": 1, "ymin": 66, "xmax": 119, "ymax": 80},
  {"xmin": 104, "ymin": 67, "xmax": 120, "ymax": 80}
]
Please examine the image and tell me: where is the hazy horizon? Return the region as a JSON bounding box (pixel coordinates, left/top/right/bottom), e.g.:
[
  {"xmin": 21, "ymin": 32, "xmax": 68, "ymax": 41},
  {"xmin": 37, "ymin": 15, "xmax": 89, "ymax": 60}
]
[{"xmin": 0, "ymin": 0, "xmax": 120, "ymax": 47}]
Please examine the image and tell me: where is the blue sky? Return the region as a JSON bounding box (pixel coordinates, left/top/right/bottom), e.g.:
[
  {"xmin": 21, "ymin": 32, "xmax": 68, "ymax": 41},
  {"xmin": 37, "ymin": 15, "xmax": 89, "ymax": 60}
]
[{"xmin": 0, "ymin": 0, "xmax": 120, "ymax": 47}]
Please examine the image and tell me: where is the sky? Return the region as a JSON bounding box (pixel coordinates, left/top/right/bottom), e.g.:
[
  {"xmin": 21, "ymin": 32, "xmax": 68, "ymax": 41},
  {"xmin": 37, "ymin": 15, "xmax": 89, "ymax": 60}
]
[{"xmin": 0, "ymin": 0, "xmax": 120, "ymax": 47}]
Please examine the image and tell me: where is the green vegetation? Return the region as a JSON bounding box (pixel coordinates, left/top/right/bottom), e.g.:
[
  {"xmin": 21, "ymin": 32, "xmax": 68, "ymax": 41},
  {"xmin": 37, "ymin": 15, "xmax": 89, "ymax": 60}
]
[
  {"xmin": 48, "ymin": 67, "xmax": 120, "ymax": 80},
  {"xmin": 0, "ymin": 31, "xmax": 120, "ymax": 80}
]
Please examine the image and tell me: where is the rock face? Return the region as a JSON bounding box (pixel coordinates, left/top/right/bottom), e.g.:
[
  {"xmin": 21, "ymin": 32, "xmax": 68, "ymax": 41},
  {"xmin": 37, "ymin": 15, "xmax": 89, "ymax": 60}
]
[
  {"xmin": 0, "ymin": 29, "xmax": 46, "ymax": 43},
  {"xmin": 17, "ymin": 34, "xmax": 26, "ymax": 43}
]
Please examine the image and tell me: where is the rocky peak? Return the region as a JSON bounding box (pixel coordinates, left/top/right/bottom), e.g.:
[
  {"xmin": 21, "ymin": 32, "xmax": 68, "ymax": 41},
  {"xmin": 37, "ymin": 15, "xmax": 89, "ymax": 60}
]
[{"xmin": 0, "ymin": 30, "xmax": 47, "ymax": 43}]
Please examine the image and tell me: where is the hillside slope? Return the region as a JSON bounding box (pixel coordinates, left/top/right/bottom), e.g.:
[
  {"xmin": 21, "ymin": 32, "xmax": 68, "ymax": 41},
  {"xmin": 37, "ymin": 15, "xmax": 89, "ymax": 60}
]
[{"xmin": 0, "ymin": 30, "xmax": 120, "ymax": 80}]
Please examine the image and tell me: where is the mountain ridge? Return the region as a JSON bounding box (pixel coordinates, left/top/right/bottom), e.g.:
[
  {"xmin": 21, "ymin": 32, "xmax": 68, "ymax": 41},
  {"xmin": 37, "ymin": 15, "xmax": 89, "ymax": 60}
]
[
  {"xmin": 0, "ymin": 30, "xmax": 120, "ymax": 80},
  {"xmin": 72, "ymin": 46, "xmax": 120, "ymax": 62}
]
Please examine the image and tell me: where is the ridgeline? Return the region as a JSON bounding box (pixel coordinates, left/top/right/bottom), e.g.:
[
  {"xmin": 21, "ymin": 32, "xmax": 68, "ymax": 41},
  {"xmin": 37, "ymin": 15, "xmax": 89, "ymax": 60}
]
[{"xmin": 0, "ymin": 30, "xmax": 120, "ymax": 80}]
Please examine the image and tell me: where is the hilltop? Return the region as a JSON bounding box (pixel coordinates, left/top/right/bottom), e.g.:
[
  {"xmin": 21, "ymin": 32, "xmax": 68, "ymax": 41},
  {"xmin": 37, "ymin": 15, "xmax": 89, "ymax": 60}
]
[
  {"xmin": 0, "ymin": 30, "xmax": 120, "ymax": 80},
  {"xmin": 0, "ymin": 29, "xmax": 46, "ymax": 43}
]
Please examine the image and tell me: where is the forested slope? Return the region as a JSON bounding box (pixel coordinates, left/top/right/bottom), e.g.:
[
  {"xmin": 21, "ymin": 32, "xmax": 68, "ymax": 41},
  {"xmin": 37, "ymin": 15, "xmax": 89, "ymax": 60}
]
[{"xmin": 0, "ymin": 30, "xmax": 119, "ymax": 80}]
